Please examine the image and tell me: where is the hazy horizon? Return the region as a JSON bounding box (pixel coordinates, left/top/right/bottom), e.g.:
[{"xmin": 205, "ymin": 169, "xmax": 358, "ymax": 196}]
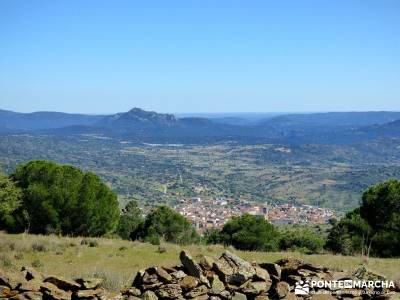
[{"xmin": 2, "ymin": 107, "xmax": 400, "ymax": 116}]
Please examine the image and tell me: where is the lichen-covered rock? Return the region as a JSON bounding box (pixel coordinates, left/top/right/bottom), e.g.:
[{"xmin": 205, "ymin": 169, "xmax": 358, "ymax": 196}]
[
  {"xmin": 239, "ymin": 281, "xmax": 270, "ymax": 295},
  {"xmin": 41, "ymin": 281, "xmax": 72, "ymax": 300},
  {"xmin": 140, "ymin": 282, "xmax": 163, "ymax": 291},
  {"xmin": 75, "ymin": 278, "xmax": 103, "ymax": 290},
  {"xmin": 210, "ymin": 275, "xmax": 225, "ymax": 295},
  {"xmin": 254, "ymin": 266, "xmax": 270, "ymax": 282},
  {"xmin": 122, "ymin": 288, "xmax": 141, "ymax": 297},
  {"xmin": 156, "ymin": 284, "xmax": 182, "ymax": 299},
  {"xmin": 155, "ymin": 267, "xmax": 172, "ymax": 283},
  {"xmin": 74, "ymin": 287, "xmax": 105, "ymax": 299},
  {"xmin": 171, "ymin": 271, "xmax": 186, "ymax": 280},
  {"xmin": 141, "ymin": 290, "xmax": 158, "ymax": 300},
  {"xmin": 296, "ymin": 268, "xmax": 314, "ymax": 278},
  {"xmin": 272, "ymin": 281, "xmax": 290, "ymax": 299},
  {"xmin": 44, "ymin": 276, "xmax": 80, "ymax": 291},
  {"xmin": 220, "ymin": 290, "xmax": 231, "ymax": 299},
  {"xmin": 179, "ymin": 251, "xmax": 209, "ymax": 286},
  {"xmin": 199, "ymin": 256, "xmax": 215, "ymax": 271},
  {"xmin": 259, "ymin": 263, "xmax": 281, "ymax": 281},
  {"xmin": 184, "ymin": 285, "xmax": 208, "ymax": 298},
  {"xmin": 275, "ymin": 258, "xmax": 305, "ymax": 283},
  {"xmin": 275, "ymin": 258, "xmax": 304, "ymax": 269},
  {"xmin": 73, "ymin": 288, "xmax": 97, "ymax": 299},
  {"xmin": 11, "ymin": 291, "xmax": 43, "ymax": 300},
  {"xmin": 213, "ymin": 251, "xmax": 256, "ymax": 286},
  {"xmin": 179, "ymin": 276, "xmax": 198, "ymax": 291},
  {"xmin": 0, "ymin": 285, "xmax": 11, "ymax": 298},
  {"xmin": 141, "ymin": 271, "xmax": 159, "ymax": 285},
  {"xmin": 179, "ymin": 251, "xmax": 203, "ymax": 278}
]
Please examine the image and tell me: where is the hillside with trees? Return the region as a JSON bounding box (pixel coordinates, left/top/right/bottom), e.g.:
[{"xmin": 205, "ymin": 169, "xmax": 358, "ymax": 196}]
[{"xmin": 1, "ymin": 159, "xmax": 399, "ymax": 259}]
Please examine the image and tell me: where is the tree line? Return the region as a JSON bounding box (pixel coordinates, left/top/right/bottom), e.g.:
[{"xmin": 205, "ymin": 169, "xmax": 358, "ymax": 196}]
[{"xmin": 0, "ymin": 160, "xmax": 398, "ymax": 257}]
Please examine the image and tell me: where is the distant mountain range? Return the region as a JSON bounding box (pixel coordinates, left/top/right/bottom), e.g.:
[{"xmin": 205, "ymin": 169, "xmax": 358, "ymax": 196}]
[
  {"xmin": 1, "ymin": 108, "xmax": 400, "ymax": 144},
  {"xmin": 0, "ymin": 109, "xmax": 104, "ymax": 131}
]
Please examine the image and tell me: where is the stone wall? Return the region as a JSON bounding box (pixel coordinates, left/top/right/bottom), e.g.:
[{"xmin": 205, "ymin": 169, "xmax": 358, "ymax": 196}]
[{"xmin": 1, "ymin": 251, "xmax": 399, "ymax": 300}]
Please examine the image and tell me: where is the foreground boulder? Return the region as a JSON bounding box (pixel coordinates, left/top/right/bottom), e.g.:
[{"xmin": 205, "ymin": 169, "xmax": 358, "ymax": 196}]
[
  {"xmin": 213, "ymin": 251, "xmax": 256, "ymax": 285},
  {"xmin": 0, "ymin": 252, "xmax": 398, "ymax": 299},
  {"xmin": 180, "ymin": 250, "xmax": 209, "ymax": 286},
  {"xmin": 44, "ymin": 276, "xmax": 81, "ymax": 291}
]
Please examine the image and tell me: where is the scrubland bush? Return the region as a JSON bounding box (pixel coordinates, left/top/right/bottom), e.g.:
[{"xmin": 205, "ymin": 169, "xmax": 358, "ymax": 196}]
[
  {"xmin": 31, "ymin": 259, "xmax": 43, "ymax": 268},
  {"xmin": 31, "ymin": 241, "xmax": 48, "ymax": 252},
  {"xmin": 81, "ymin": 238, "xmax": 99, "ymax": 247},
  {"xmin": 0, "ymin": 254, "xmax": 12, "ymax": 267}
]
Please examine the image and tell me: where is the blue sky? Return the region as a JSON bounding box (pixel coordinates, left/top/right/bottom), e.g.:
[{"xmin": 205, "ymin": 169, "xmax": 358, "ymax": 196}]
[{"xmin": 0, "ymin": 0, "xmax": 399, "ymax": 113}]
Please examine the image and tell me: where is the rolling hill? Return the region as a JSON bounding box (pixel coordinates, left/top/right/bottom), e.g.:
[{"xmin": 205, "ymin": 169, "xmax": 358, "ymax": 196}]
[
  {"xmin": 0, "ymin": 109, "xmax": 104, "ymax": 131},
  {"xmin": 1, "ymin": 108, "xmax": 400, "ymax": 144}
]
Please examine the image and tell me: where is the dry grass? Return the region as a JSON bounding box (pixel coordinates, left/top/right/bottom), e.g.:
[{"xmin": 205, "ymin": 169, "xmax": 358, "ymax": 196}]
[{"xmin": 0, "ymin": 232, "xmax": 399, "ymax": 292}]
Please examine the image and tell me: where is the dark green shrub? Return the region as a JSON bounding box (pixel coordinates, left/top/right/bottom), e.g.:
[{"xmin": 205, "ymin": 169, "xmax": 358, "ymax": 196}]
[
  {"xmin": 145, "ymin": 235, "xmax": 160, "ymax": 245},
  {"xmin": 326, "ymin": 179, "xmax": 400, "ymax": 257},
  {"xmin": 0, "ymin": 173, "xmax": 22, "ymax": 223},
  {"xmin": 5, "ymin": 160, "xmax": 119, "ymax": 236},
  {"xmin": 204, "ymin": 229, "xmax": 222, "ymax": 245},
  {"xmin": 279, "ymin": 225, "xmax": 325, "ymax": 254},
  {"xmin": 117, "ymin": 200, "xmax": 143, "ymax": 240},
  {"xmin": 220, "ymin": 214, "xmax": 279, "ymax": 251},
  {"xmin": 81, "ymin": 238, "xmax": 99, "ymax": 247},
  {"xmin": 135, "ymin": 206, "xmax": 199, "ymax": 245}
]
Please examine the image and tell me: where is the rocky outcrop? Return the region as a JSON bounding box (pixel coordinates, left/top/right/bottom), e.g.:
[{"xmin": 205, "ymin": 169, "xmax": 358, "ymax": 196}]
[
  {"xmin": 124, "ymin": 251, "xmax": 398, "ymax": 299},
  {"xmin": 0, "ymin": 251, "xmax": 398, "ymax": 299},
  {"xmin": 0, "ymin": 267, "xmax": 109, "ymax": 300}
]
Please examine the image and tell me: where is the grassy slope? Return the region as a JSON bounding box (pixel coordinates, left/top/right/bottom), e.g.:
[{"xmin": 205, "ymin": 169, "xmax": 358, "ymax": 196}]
[{"xmin": 0, "ymin": 232, "xmax": 399, "ymax": 292}]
